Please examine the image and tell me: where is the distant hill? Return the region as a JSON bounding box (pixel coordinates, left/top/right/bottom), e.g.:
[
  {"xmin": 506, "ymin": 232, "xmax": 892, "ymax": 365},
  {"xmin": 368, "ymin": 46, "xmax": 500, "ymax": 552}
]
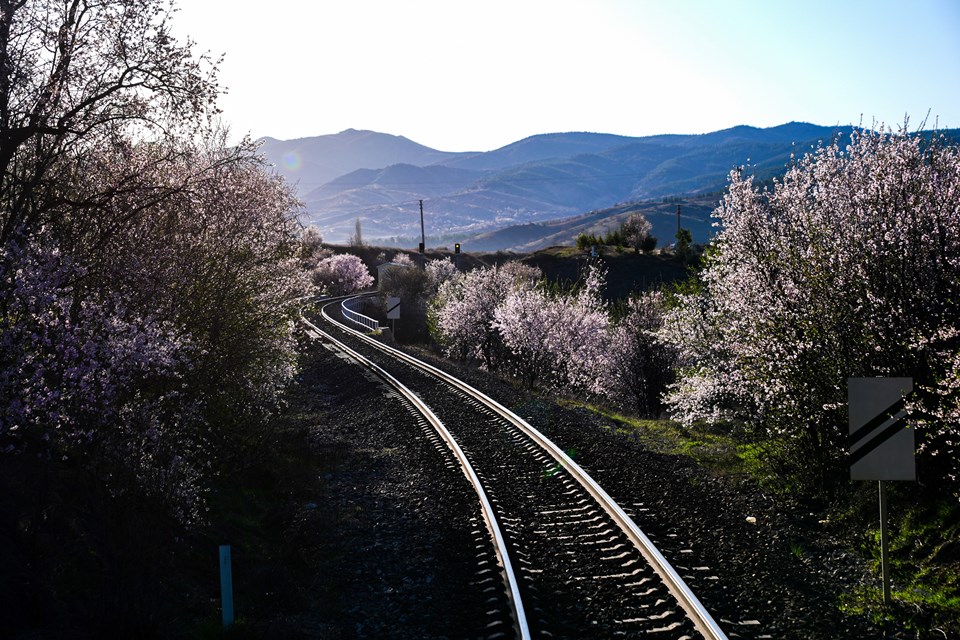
[
  {"xmin": 258, "ymin": 129, "xmax": 466, "ymax": 194},
  {"xmin": 459, "ymin": 196, "xmax": 718, "ymax": 253},
  {"xmin": 305, "ymin": 163, "xmax": 484, "ymax": 207},
  {"xmin": 259, "ymin": 123, "xmax": 957, "ymax": 249},
  {"xmin": 438, "ymin": 131, "xmax": 641, "ymax": 171}
]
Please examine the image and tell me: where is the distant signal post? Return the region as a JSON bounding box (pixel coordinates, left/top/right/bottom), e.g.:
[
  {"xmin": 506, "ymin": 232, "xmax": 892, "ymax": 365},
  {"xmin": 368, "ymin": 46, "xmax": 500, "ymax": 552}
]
[{"xmin": 419, "ymin": 199, "xmax": 426, "ymax": 269}]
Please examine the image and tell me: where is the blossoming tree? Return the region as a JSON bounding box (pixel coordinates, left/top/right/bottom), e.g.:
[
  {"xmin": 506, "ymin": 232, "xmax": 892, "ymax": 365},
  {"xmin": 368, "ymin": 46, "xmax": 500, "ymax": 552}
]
[
  {"xmin": 0, "ymin": 0, "xmax": 310, "ymax": 525},
  {"xmin": 621, "ymin": 212, "xmax": 655, "ymax": 253},
  {"xmin": 607, "ymin": 291, "xmax": 676, "ymax": 417},
  {"xmin": 493, "ymin": 263, "xmax": 611, "ymax": 394},
  {"xmin": 660, "ymin": 127, "xmax": 960, "ymax": 492},
  {"xmin": 312, "ymin": 253, "xmax": 374, "ymax": 296},
  {"xmin": 430, "ymin": 262, "xmax": 540, "ymax": 369}
]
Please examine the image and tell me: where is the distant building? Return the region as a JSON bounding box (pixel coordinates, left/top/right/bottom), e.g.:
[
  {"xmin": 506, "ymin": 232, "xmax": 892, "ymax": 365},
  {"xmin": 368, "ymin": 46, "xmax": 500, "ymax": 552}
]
[{"xmin": 376, "ymin": 261, "xmax": 411, "ymax": 290}]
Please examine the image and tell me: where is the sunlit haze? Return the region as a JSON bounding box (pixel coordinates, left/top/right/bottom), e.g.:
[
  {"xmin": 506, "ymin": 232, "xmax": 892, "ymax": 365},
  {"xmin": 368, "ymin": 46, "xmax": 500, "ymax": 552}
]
[{"xmin": 172, "ymin": 0, "xmax": 960, "ymax": 151}]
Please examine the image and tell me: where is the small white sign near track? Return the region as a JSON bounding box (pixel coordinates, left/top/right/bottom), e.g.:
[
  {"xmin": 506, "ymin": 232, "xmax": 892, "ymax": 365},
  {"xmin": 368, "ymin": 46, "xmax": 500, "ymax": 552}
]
[{"xmin": 386, "ymin": 297, "xmax": 401, "ymax": 320}]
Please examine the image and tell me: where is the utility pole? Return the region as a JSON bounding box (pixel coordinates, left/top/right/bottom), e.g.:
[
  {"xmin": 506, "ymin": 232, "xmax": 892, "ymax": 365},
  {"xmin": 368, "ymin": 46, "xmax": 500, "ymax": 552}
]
[
  {"xmin": 419, "ymin": 199, "xmax": 426, "ymax": 270},
  {"xmin": 677, "ymin": 203, "xmax": 681, "ymax": 236}
]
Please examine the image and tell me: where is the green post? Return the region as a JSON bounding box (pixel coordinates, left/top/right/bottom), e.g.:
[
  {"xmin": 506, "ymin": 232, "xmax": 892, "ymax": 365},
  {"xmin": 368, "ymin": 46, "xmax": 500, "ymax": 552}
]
[
  {"xmin": 879, "ymin": 482, "xmax": 891, "ymax": 604},
  {"xmin": 220, "ymin": 545, "xmax": 234, "ymax": 628}
]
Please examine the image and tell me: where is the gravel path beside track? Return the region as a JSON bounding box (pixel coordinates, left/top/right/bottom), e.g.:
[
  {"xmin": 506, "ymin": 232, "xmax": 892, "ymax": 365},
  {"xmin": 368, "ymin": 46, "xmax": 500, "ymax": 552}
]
[{"xmin": 276, "ymin": 336, "xmax": 493, "ymax": 638}]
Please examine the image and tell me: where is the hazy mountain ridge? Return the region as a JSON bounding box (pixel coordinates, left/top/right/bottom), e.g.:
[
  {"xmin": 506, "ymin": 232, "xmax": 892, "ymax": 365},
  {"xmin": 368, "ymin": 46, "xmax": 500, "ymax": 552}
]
[
  {"xmin": 305, "ymin": 163, "xmax": 485, "ymax": 208},
  {"xmin": 434, "ymin": 131, "xmax": 641, "ymax": 171},
  {"xmin": 260, "ymin": 123, "xmax": 954, "ymax": 249},
  {"xmin": 259, "ymin": 128, "xmax": 465, "ymax": 194}
]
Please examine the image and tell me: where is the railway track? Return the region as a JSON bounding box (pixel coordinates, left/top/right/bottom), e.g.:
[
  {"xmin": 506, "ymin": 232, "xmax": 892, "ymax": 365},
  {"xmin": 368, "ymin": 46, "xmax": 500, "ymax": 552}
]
[{"xmin": 302, "ymin": 295, "xmax": 729, "ymax": 640}]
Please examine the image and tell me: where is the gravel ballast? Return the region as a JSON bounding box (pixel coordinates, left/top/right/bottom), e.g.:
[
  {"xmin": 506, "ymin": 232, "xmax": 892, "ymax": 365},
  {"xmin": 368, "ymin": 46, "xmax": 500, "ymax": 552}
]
[{"xmin": 286, "ymin": 320, "xmax": 903, "ymax": 638}]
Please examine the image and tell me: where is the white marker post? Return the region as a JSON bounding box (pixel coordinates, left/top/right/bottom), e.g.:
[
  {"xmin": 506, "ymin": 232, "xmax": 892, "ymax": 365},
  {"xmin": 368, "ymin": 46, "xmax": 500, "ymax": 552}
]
[
  {"xmin": 848, "ymin": 377, "xmax": 915, "ymax": 605},
  {"xmin": 219, "ymin": 545, "xmax": 234, "ymax": 628}
]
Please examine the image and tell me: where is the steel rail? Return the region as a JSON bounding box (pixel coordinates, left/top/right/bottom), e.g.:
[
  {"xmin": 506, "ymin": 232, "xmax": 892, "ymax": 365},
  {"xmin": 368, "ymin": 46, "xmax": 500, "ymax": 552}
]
[
  {"xmin": 321, "ymin": 294, "xmax": 729, "ymax": 640},
  {"xmin": 300, "ymin": 309, "xmax": 531, "ymax": 640}
]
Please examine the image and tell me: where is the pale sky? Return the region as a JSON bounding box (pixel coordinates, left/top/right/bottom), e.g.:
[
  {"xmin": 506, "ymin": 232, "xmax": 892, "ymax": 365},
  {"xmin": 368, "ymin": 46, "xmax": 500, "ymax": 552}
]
[{"xmin": 171, "ymin": 0, "xmax": 960, "ymax": 152}]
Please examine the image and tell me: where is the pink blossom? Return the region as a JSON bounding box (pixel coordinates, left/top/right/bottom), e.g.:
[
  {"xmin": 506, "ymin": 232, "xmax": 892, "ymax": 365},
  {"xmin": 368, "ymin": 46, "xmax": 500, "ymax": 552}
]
[{"xmin": 312, "ymin": 253, "xmax": 374, "ymax": 296}]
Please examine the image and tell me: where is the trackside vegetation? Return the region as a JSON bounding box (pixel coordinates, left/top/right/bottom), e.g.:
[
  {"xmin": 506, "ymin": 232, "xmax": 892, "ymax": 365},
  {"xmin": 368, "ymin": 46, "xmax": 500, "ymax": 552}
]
[
  {"xmin": 0, "ymin": 2, "xmax": 316, "ymax": 635},
  {"xmin": 422, "ymin": 127, "xmax": 960, "ymax": 634}
]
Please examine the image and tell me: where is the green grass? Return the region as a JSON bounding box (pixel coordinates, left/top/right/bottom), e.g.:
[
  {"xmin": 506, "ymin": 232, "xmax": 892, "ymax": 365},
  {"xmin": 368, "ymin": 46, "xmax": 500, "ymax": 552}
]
[
  {"xmin": 562, "ymin": 401, "xmax": 753, "ymax": 476},
  {"xmin": 839, "ymin": 583, "xmax": 960, "ymax": 637},
  {"xmin": 834, "ymin": 486, "xmax": 960, "ymax": 636},
  {"xmin": 790, "ymin": 542, "xmax": 806, "ymax": 560},
  {"xmin": 538, "ymin": 246, "xmax": 584, "ymax": 259},
  {"xmin": 806, "ymin": 485, "xmax": 959, "ymax": 631}
]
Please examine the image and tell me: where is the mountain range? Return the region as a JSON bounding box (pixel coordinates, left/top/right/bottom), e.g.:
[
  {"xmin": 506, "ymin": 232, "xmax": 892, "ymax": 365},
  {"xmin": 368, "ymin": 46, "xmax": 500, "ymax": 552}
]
[{"xmin": 258, "ymin": 123, "xmax": 941, "ymax": 252}]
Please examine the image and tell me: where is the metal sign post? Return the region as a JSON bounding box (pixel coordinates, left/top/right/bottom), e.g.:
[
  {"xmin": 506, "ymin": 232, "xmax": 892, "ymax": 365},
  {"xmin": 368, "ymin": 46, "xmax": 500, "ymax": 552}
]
[
  {"xmin": 848, "ymin": 377, "xmax": 914, "ymax": 605},
  {"xmin": 878, "ymin": 480, "xmax": 891, "ymax": 604},
  {"xmin": 219, "ymin": 545, "xmax": 234, "ymax": 628}
]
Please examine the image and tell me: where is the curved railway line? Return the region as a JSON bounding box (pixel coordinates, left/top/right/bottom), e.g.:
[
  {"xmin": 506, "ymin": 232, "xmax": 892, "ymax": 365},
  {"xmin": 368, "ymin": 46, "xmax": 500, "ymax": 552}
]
[{"xmin": 302, "ymin": 294, "xmax": 729, "ymax": 640}]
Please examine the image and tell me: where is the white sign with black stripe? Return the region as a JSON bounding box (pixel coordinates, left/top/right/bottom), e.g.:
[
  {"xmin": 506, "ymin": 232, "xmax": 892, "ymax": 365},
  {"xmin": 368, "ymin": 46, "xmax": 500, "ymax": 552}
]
[
  {"xmin": 848, "ymin": 377, "xmax": 914, "ymax": 481},
  {"xmin": 386, "ymin": 296, "xmax": 401, "ymax": 320}
]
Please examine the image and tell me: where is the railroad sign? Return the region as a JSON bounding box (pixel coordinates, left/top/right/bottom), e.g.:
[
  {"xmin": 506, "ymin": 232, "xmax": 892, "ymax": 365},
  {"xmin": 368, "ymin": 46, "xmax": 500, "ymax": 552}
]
[
  {"xmin": 848, "ymin": 377, "xmax": 914, "ymax": 481},
  {"xmin": 386, "ymin": 297, "xmax": 401, "ymax": 320}
]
